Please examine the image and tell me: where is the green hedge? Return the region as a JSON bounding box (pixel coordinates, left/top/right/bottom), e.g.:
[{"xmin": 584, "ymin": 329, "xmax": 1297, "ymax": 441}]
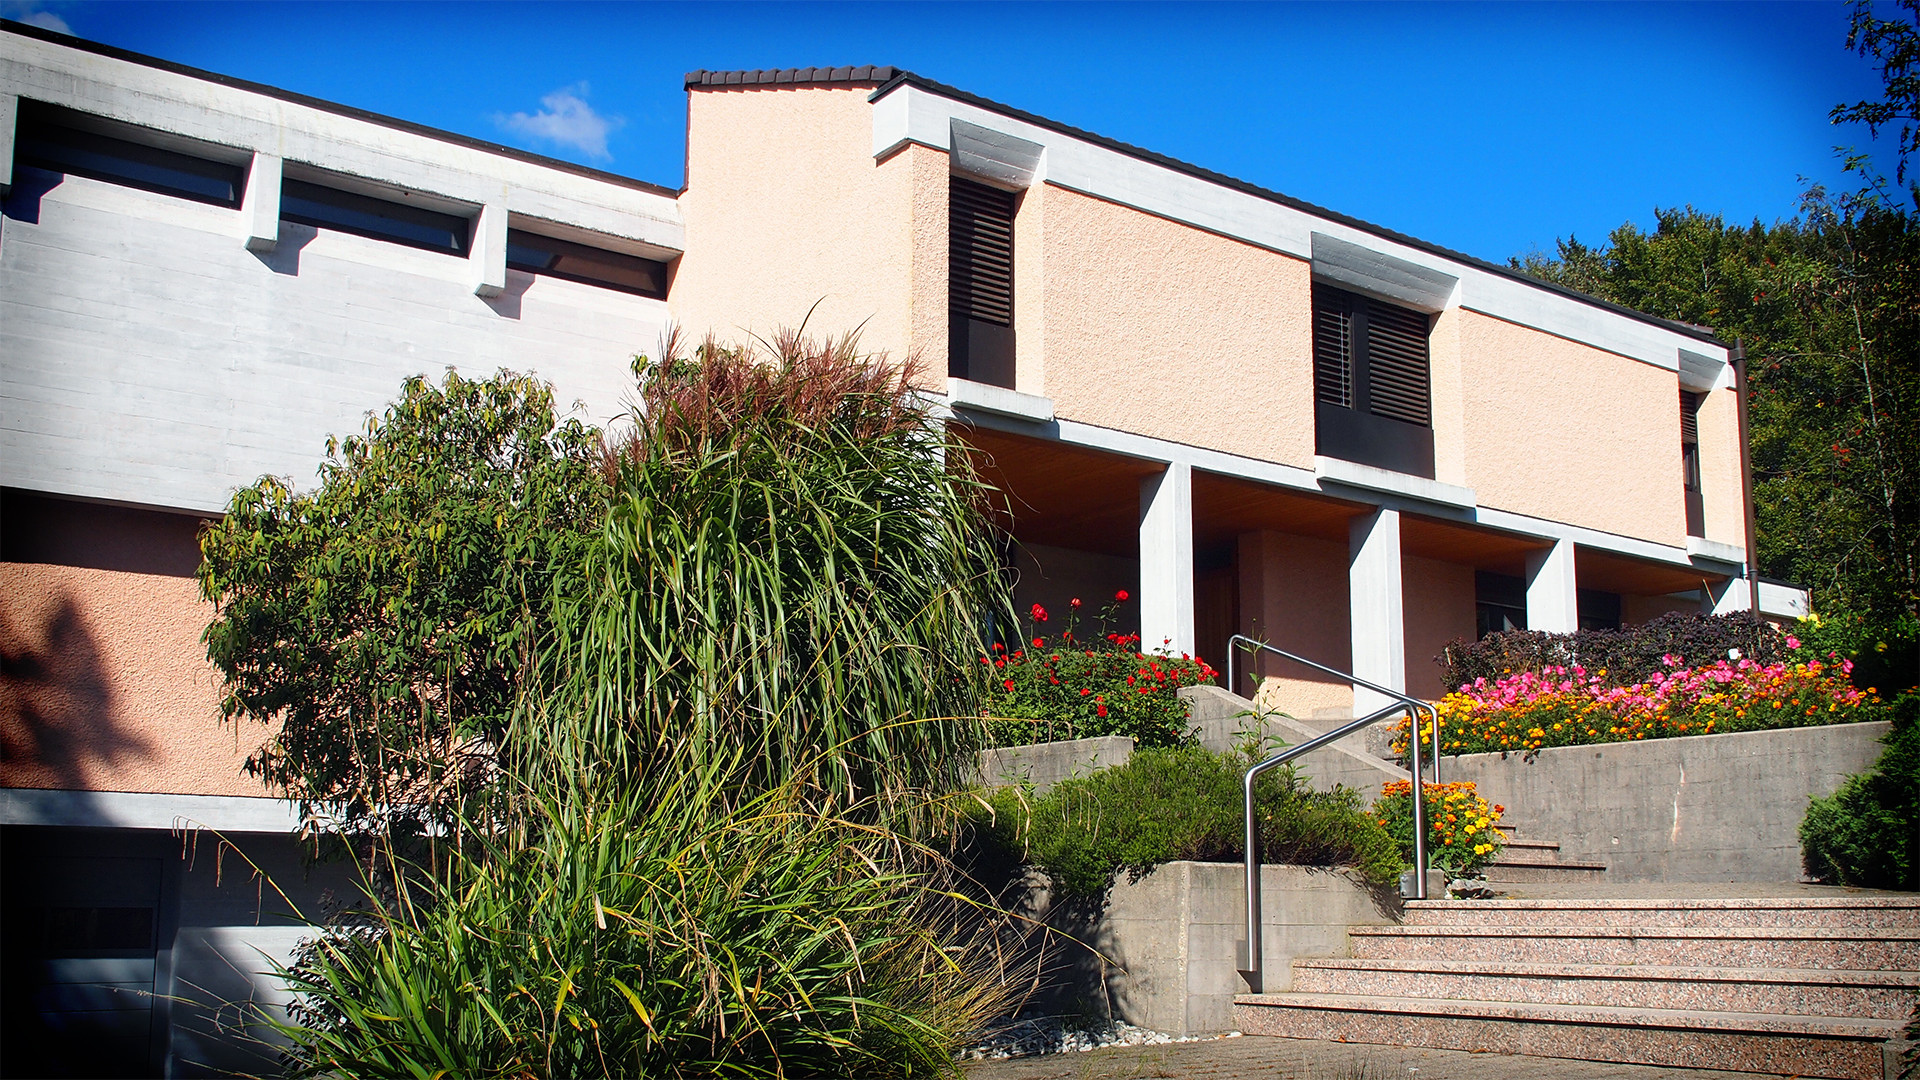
[
  {"xmin": 1801, "ymin": 695, "xmax": 1920, "ymax": 889},
  {"xmin": 961, "ymin": 745, "xmax": 1403, "ymax": 898}
]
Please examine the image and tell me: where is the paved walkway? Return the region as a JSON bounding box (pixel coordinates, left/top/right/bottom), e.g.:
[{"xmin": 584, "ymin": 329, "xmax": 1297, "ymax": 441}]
[{"xmin": 963, "ymin": 1035, "xmax": 1808, "ymax": 1079}]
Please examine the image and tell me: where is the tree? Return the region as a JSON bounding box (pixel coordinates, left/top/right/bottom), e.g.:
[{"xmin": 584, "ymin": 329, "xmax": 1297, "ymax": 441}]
[
  {"xmin": 197, "ymin": 370, "xmax": 607, "ymax": 831},
  {"xmin": 1832, "ymin": 0, "xmax": 1920, "ymax": 186}
]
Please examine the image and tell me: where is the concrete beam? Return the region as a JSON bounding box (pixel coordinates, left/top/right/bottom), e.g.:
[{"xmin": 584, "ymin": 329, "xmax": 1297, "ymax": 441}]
[
  {"xmin": 1525, "ymin": 538, "xmax": 1579, "ymax": 633},
  {"xmin": 0, "ymin": 93, "xmax": 16, "ymax": 196},
  {"xmin": 1139, "ymin": 461, "xmax": 1195, "ymax": 656},
  {"xmin": 1349, "ymin": 507, "xmax": 1405, "ymax": 714},
  {"xmin": 471, "ymin": 201, "xmax": 507, "ymax": 298},
  {"xmin": 242, "ymin": 151, "xmax": 280, "ymax": 252}
]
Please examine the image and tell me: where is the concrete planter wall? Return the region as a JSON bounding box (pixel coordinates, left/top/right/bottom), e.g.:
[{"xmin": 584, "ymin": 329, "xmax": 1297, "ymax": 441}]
[
  {"xmin": 975, "ymin": 735, "xmax": 1134, "ymax": 794},
  {"xmin": 1446, "ymin": 720, "xmax": 1892, "ymax": 882},
  {"xmin": 1021, "ymin": 862, "xmax": 1399, "ymax": 1036}
]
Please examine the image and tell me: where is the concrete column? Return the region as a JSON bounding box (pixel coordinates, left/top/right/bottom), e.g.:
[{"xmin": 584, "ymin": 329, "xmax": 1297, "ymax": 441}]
[
  {"xmin": 471, "ymin": 202, "xmax": 507, "ymax": 298},
  {"xmin": 1139, "ymin": 462, "xmax": 1195, "ymax": 657},
  {"xmin": 1525, "ymin": 538, "xmax": 1579, "ymax": 633},
  {"xmin": 0, "ymin": 94, "xmax": 18, "ymax": 196},
  {"xmin": 1349, "ymin": 507, "xmax": 1405, "ymax": 715},
  {"xmin": 1704, "ymin": 577, "xmax": 1750, "ymax": 615},
  {"xmin": 242, "ymin": 152, "xmax": 281, "ymax": 252}
]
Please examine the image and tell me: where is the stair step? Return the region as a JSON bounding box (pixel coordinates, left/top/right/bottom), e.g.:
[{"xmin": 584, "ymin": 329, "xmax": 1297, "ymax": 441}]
[
  {"xmin": 1405, "ymin": 897, "xmax": 1920, "ymax": 929},
  {"xmin": 1481, "ymin": 858, "xmax": 1608, "ymax": 883},
  {"xmin": 1498, "ymin": 838, "xmax": 1560, "ymax": 853},
  {"xmin": 1288, "ymin": 958, "xmax": 1920, "ymax": 1019},
  {"xmin": 1235, "ymin": 993, "xmax": 1898, "ymax": 1079},
  {"xmin": 1349, "ymin": 924, "xmax": 1920, "ymax": 970}
]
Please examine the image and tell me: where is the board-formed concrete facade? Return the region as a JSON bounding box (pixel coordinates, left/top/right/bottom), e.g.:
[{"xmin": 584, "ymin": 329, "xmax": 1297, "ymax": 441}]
[{"xmin": 0, "ymin": 25, "xmax": 1807, "ymax": 1075}]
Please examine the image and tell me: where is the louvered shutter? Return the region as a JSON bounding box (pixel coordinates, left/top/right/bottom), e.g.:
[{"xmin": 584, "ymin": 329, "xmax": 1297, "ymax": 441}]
[
  {"xmin": 1313, "ymin": 286, "xmax": 1354, "ymax": 408},
  {"xmin": 949, "ymin": 177, "xmax": 1015, "ymax": 327},
  {"xmin": 1364, "ymin": 302, "xmax": 1431, "ymax": 427},
  {"xmin": 1680, "ymin": 390, "xmax": 1701, "ymax": 443}
]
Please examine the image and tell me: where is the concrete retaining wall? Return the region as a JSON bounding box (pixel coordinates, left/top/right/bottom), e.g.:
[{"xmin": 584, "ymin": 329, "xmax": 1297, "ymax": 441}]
[
  {"xmin": 976, "ymin": 735, "xmax": 1133, "ymax": 794},
  {"xmin": 1022, "ymin": 861, "xmax": 1398, "ymax": 1036},
  {"xmin": 1181, "ymin": 684, "xmax": 1406, "ymax": 797},
  {"xmin": 1447, "ymin": 720, "xmax": 1891, "ymax": 883}
]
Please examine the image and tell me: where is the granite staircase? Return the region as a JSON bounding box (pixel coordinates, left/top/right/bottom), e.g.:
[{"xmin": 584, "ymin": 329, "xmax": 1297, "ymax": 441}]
[
  {"xmin": 1482, "ymin": 821, "xmax": 1607, "ymax": 884},
  {"xmin": 1236, "ymin": 897, "xmax": 1920, "ymax": 1079}
]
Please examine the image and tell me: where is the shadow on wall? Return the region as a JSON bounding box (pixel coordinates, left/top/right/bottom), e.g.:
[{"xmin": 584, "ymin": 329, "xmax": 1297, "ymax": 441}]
[{"xmin": 0, "ymin": 593, "xmax": 157, "ymax": 790}]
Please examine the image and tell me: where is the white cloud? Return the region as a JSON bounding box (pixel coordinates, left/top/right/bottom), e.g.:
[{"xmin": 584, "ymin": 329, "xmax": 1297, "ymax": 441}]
[
  {"xmin": 492, "ymin": 83, "xmax": 624, "ymax": 162},
  {"xmin": 1, "ymin": 1, "xmax": 72, "ymax": 34}
]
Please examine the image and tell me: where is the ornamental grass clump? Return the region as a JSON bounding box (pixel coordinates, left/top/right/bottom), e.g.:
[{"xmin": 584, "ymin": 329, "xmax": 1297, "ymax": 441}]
[
  {"xmin": 983, "ymin": 594, "xmax": 1218, "ymax": 748},
  {"xmin": 1374, "ymin": 780, "xmax": 1505, "ymax": 878},
  {"xmin": 1393, "ymin": 651, "xmax": 1877, "ymax": 759}
]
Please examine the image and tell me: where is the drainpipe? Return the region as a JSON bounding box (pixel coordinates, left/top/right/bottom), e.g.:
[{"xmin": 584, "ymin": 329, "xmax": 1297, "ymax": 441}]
[{"xmin": 1731, "ymin": 338, "xmax": 1762, "ymax": 618}]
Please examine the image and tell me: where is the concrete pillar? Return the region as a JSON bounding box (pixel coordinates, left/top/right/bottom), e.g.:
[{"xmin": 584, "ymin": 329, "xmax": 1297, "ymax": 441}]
[
  {"xmin": 0, "ymin": 94, "xmax": 15, "ymax": 196},
  {"xmin": 242, "ymin": 152, "xmax": 281, "ymax": 252},
  {"xmin": 1704, "ymin": 577, "xmax": 1750, "ymax": 615},
  {"xmin": 1349, "ymin": 507, "xmax": 1405, "ymax": 715},
  {"xmin": 1139, "ymin": 462, "xmax": 1195, "ymax": 657},
  {"xmin": 1525, "ymin": 538, "xmax": 1579, "ymax": 633},
  {"xmin": 471, "ymin": 202, "xmax": 507, "ymax": 298}
]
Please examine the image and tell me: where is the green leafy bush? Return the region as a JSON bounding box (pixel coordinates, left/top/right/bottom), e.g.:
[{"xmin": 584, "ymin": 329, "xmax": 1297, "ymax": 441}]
[
  {"xmin": 983, "ymin": 595, "xmax": 1217, "ymax": 748},
  {"xmin": 965, "ymin": 746, "xmax": 1403, "ymax": 897},
  {"xmin": 1801, "ymin": 695, "xmax": 1920, "ymax": 889},
  {"xmin": 1439, "ymin": 612, "xmax": 1789, "ymax": 691},
  {"xmin": 278, "ymin": 767, "xmax": 1015, "ymax": 1079}
]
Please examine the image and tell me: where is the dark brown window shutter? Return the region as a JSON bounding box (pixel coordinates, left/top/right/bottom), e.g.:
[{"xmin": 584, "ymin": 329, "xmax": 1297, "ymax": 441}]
[
  {"xmin": 949, "ymin": 177, "xmax": 1015, "ymax": 327},
  {"xmin": 1364, "ymin": 301, "xmax": 1432, "ymax": 427},
  {"xmin": 1680, "ymin": 390, "xmax": 1701, "ymax": 443},
  {"xmin": 1313, "ymin": 285, "xmax": 1354, "ymax": 408}
]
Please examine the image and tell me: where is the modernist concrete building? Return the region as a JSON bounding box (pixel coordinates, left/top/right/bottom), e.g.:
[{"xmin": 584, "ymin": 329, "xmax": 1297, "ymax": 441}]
[{"xmin": 0, "ymin": 22, "xmax": 1806, "ymax": 1076}]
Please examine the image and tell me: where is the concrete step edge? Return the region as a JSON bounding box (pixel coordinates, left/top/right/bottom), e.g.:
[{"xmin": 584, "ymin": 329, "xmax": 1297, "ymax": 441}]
[
  {"xmin": 1350, "ymin": 925, "xmax": 1920, "ymax": 941},
  {"xmin": 1405, "ymin": 897, "xmax": 1920, "ymax": 910},
  {"xmin": 1234, "ymin": 992, "xmax": 1904, "ymax": 1039},
  {"xmin": 1290, "ymin": 957, "xmax": 1920, "ymax": 987},
  {"xmin": 1486, "ymin": 858, "xmax": 1609, "ymax": 871}
]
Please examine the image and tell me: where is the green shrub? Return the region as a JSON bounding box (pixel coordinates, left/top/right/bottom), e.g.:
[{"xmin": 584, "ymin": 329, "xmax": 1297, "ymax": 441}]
[
  {"xmin": 1801, "ymin": 695, "xmax": 1920, "ymax": 889},
  {"xmin": 983, "ymin": 595, "xmax": 1217, "ymax": 748},
  {"xmin": 278, "ymin": 767, "xmax": 1015, "ymax": 1079},
  {"xmin": 966, "ymin": 746, "xmax": 1403, "ymax": 897}
]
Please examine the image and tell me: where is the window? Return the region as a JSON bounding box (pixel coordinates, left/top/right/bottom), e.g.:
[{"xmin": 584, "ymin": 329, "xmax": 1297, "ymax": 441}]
[
  {"xmin": 949, "ymin": 175, "xmax": 1016, "ymax": 388},
  {"xmin": 11, "ymin": 101, "xmax": 244, "ymax": 207},
  {"xmin": 1475, "ymin": 571, "xmax": 1527, "ymax": 638},
  {"xmin": 1681, "ymin": 390, "xmax": 1705, "ymax": 537},
  {"xmin": 506, "ymin": 229, "xmax": 668, "ymax": 298},
  {"xmin": 1312, "ymin": 284, "xmax": 1435, "ymax": 477},
  {"xmin": 280, "ymin": 178, "xmax": 470, "ymax": 255}
]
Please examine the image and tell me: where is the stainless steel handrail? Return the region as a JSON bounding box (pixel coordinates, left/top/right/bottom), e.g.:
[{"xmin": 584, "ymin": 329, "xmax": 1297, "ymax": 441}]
[{"xmin": 1227, "ymin": 634, "xmax": 1444, "ymax": 994}]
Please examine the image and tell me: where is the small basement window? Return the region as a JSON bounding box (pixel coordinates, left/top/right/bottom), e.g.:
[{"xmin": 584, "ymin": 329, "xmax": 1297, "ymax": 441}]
[
  {"xmin": 280, "ymin": 178, "xmax": 470, "ymax": 255},
  {"xmin": 506, "ymin": 229, "xmax": 667, "ymax": 298},
  {"xmin": 11, "ymin": 101, "xmax": 244, "ymax": 207}
]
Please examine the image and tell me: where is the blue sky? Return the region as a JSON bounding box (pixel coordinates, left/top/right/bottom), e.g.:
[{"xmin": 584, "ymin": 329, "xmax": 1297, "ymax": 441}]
[{"xmin": 12, "ymin": 1, "xmax": 1898, "ymax": 264}]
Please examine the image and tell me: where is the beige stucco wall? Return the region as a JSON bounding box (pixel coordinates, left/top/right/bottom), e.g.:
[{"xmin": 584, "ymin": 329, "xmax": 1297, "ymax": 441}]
[
  {"xmin": 1427, "ymin": 307, "xmax": 1469, "ymax": 487},
  {"xmin": 1237, "ymin": 530, "xmax": 1353, "ymax": 715},
  {"xmin": 673, "ymin": 86, "xmax": 929, "ymax": 383},
  {"xmin": 1038, "ymin": 187, "xmax": 1315, "ymax": 468},
  {"xmin": 1403, "ymin": 556, "xmax": 1475, "ymax": 700},
  {"xmin": 1695, "ymin": 384, "xmax": 1746, "ymax": 547},
  {"xmin": 1, "ymin": 562, "xmax": 262, "ymax": 797},
  {"xmin": 1458, "ymin": 310, "xmax": 1685, "ymax": 544}
]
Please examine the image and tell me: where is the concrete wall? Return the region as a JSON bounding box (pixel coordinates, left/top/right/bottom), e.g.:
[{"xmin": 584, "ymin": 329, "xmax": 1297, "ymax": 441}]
[
  {"xmin": 1458, "ymin": 309, "xmax": 1689, "ymax": 546},
  {"xmin": 673, "ymin": 85, "xmax": 925, "ymax": 381},
  {"xmin": 1237, "ymin": 530, "xmax": 1353, "ymax": 716},
  {"xmin": 1402, "ymin": 555, "xmax": 1476, "ymax": 701},
  {"xmin": 976, "ymin": 736, "xmax": 1134, "ymax": 794},
  {"xmin": 1036, "ymin": 185, "xmax": 1316, "ymax": 469},
  {"xmin": 1181, "ymin": 684, "xmax": 1404, "ymax": 798},
  {"xmin": 1026, "ymin": 862, "xmax": 1399, "ymax": 1036},
  {"xmin": 1447, "ymin": 721, "xmax": 1892, "ymax": 883},
  {"xmin": 1, "ymin": 561, "xmax": 261, "ymax": 797}
]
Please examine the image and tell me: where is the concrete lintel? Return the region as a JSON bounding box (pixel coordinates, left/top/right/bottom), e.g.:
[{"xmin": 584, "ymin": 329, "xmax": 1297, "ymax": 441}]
[
  {"xmin": 1685, "ymin": 535, "xmax": 1746, "ymax": 569},
  {"xmin": 0, "ymin": 93, "xmax": 16, "ymax": 195},
  {"xmin": 0, "ymin": 787, "xmax": 303, "ymax": 833},
  {"xmin": 947, "ymin": 377, "xmax": 1054, "ymax": 423},
  {"xmin": 1314, "ymin": 455, "xmax": 1475, "ymax": 509},
  {"xmin": 242, "ymin": 151, "xmax": 281, "ymax": 252},
  {"xmin": 1139, "ymin": 462, "xmax": 1196, "ymax": 657},
  {"xmin": 471, "ymin": 201, "xmax": 508, "ymax": 298},
  {"xmin": 1349, "ymin": 507, "xmax": 1405, "ymax": 715},
  {"xmin": 1525, "ymin": 538, "xmax": 1579, "ymax": 634}
]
